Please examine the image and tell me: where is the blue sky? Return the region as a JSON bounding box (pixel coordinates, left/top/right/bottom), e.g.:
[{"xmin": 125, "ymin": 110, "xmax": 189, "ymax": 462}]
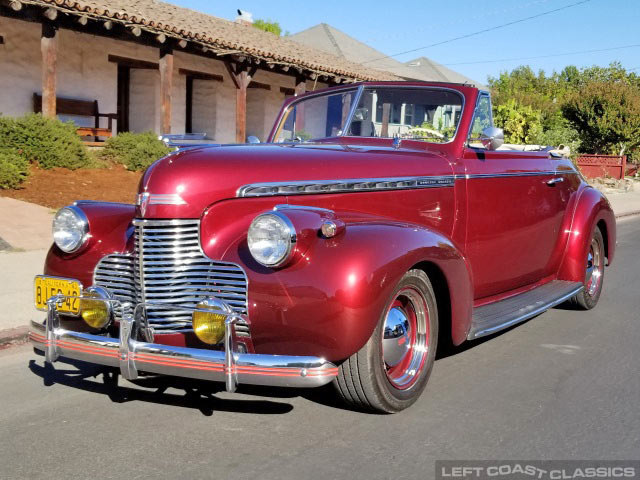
[{"xmin": 174, "ymin": 0, "xmax": 639, "ymax": 84}]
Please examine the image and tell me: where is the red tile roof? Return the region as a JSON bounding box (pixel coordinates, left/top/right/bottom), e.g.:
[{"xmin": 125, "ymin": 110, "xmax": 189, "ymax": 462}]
[{"xmin": 30, "ymin": 0, "xmax": 399, "ymax": 81}]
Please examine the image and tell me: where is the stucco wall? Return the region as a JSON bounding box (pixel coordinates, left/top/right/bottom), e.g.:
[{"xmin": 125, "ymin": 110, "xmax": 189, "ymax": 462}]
[
  {"xmin": 0, "ymin": 18, "xmax": 42, "ymax": 117},
  {"xmin": 173, "ymin": 51, "xmax": 236, "ymax": 142},
  {"xmin": 129, "ymin": 69, "xmax": 158, "ymax": 133},
  {"xmin": 191, "ymin": 79, "xmax": 217, "ymax": 138},
  {"xmin": 0, "ymin": 16, "xmax": 330, "ymax": 144}
]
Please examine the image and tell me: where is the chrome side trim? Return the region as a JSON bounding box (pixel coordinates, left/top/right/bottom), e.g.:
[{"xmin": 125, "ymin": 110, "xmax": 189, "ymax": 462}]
[
  {"xmin": 457, "ymin": 171, "xmax": 565, "ymax": 180},
  {"xmin": 237, "ymin": 175, "xmax": 456, "ymax": 197},
  {"xmin": 237, "ymin": 171, "xmax": 580, "ymax": 197}
]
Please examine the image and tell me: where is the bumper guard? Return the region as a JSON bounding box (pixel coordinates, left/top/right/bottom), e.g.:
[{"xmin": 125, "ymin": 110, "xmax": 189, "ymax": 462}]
[{"xmin": 29, "ymin": 296, "xmax": 338, "ymax": 391}]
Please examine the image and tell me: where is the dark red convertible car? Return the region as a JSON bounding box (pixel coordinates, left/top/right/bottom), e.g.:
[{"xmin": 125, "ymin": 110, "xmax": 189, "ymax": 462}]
[{"xmin": 30, "ymin": 82, "xmax": 615, "ymax": 413}]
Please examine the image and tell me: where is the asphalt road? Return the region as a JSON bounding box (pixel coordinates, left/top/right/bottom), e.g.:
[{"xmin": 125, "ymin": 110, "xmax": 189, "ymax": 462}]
[{"xmin": 1, "ymin": 219, "xmax": 639, "ymax": 480}]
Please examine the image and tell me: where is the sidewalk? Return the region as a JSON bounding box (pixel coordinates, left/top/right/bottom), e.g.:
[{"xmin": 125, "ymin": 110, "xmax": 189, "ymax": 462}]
[
  {"xmin": 0, "ymin": 197, "xmax": 53, "ymax": 251},
  {"xmin": 1, "ymin": 191, "xmax": 639, "ymax": 345},
  {"xmin": 605, "ymin": 190, "xmax": 640, "ymax": 219},
  {"xmin": 0, "ymin": 197, "xmax": 52, "ymax": 344}
]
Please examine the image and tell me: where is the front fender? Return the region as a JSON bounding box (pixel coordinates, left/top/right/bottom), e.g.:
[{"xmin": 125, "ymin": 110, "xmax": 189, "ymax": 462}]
[
  {"xmin": 558, "ymin": 187, "xmax": 616, "ymax": 283},
  {"xmin": 44, "ymin": 202, "xmax": 135, "ymax": 286},
  {"xmin": 206, "ymin": 204, "xmax": 473, "ymax": 361}
]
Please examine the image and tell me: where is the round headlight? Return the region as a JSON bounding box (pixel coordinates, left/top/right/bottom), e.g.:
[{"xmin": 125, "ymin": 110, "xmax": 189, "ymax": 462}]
[
  {"xmin": 247, "ymin": 212, "xmax": 296, "ymax": 267},
  {"xmin": 52, "ymin": 206, "xmax": 89, "ymax": 253}
]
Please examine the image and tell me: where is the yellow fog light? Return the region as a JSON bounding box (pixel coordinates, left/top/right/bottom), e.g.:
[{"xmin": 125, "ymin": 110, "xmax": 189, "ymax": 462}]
[
  {"xmin": 192, "ymin": 299, "xmax": 229, "ymax": 345},
  {"xmin": 80, "ymin": 286, "xmax": 112, "ymax": 329}
]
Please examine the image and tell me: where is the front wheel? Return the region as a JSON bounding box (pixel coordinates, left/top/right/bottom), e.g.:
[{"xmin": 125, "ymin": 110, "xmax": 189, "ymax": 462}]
[
  {"xmin": 572, "ymin": 226, "xmax": 605, "ymax": 310},
  {"xmin": 334, "ymin": 269, "xmax": 438, "ymax": 413}
]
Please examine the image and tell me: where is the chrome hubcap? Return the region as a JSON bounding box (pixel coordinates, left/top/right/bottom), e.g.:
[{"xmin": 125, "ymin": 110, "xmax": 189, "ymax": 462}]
[
  {"xmin": 381, "ymin": 287, "xmax": 429, "ymax": 390},
  {"xmin": 382, "ymin": 307, "xmax": 411, "ymax": 367},
  {"xmin": 585, "ymin": 237, "xmax": 603, "ymax": 296}
]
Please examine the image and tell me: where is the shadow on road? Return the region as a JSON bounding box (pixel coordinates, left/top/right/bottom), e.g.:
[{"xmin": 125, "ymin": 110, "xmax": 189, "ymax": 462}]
[{"xmin": 28, "ymin": 356, "xmax": 295, "ymax": 416}]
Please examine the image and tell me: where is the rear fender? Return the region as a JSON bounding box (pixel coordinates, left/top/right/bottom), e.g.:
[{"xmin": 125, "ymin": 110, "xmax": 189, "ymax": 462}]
[{"xmin": 558, "ymin": 187, "xmax": 616, "ymax": 282}]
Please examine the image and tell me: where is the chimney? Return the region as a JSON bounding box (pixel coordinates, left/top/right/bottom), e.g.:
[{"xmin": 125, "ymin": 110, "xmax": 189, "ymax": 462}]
[{"xmin": 235, "ymin": 9, "xmax": 253, "ymax": 26}]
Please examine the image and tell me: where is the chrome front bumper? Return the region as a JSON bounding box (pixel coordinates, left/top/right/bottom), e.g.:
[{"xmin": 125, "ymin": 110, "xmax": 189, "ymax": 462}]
[{"xmin": 29, "ymin": 297, "xmax": 338, "ymax": 391}]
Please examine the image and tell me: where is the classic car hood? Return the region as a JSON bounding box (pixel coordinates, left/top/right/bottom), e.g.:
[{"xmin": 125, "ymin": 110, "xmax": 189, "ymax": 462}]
[{"xmin": 138, "ymin": 142, "xmax": 454, "ymax": 218}]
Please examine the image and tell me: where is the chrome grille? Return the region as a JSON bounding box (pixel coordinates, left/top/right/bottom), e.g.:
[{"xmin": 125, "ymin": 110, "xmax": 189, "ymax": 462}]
[
  {"xmin": 94, "ymin": 254, "xmax": 135, "ymax": 320},
  {"xmin": 94, "ymin": 219, "xmax": 249, "ymax": 335}
]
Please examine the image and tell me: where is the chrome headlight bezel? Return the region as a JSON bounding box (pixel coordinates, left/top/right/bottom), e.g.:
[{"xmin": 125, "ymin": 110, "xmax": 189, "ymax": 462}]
[
  {"xmin": 247, "ymin": 212, "xmax": 296, "ymax": 267},
  {"xmin": 52, "ymin": 206, "xmax": 90, "ymax": 253}
]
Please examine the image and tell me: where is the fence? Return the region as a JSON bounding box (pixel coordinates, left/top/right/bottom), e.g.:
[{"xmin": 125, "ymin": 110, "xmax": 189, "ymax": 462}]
[{"xmin": 575, "ymin": 154, "xmax": 627, "ymax": 180}]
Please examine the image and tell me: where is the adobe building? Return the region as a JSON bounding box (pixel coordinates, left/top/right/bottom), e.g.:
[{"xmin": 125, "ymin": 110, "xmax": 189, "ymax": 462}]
[{"xmin": 0, "ymin": 0, "xmax": 396, "ymax": 143}]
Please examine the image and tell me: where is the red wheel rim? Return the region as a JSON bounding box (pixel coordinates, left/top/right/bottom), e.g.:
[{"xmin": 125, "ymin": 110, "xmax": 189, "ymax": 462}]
[{"xmin": 381, "ymin": 287, "xmax": 430, "ymax": 390}]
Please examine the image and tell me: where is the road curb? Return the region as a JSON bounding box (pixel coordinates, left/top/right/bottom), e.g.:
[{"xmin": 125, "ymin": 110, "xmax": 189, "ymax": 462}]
[
  {"xmin": 615, "ymin": 210, "xmax": 640, "ymax": 219},
  {"xmin": 0, "ymin": 326, "xmax": 29, "ymax": 347}
]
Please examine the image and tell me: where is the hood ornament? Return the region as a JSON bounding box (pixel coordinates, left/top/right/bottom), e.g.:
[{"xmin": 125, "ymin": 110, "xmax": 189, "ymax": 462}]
[{"xmin": 136, "ymin": 193, "xmax": 186, "ymax": 217}]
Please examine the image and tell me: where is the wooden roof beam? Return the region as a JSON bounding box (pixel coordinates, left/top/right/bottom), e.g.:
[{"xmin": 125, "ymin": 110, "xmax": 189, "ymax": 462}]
[{"xmin": 43, "ymin": 7, "xmax": 57, "ymax": 21}]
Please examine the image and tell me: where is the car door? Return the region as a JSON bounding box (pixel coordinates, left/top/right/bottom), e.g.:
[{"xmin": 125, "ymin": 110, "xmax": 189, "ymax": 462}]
[{"xmin": 463, "ymin": 93, "xmax": 562, "ymax": 300}]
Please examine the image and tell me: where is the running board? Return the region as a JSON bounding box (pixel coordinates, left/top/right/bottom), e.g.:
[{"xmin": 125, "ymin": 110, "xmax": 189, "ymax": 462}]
[{"xmin": 468, "ymin": 280, "xmax": 583, "ymax": 340}]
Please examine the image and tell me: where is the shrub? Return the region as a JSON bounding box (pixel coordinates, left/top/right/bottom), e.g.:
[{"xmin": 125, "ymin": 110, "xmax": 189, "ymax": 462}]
[
  {"xmin": 0, "ymin": 114, "xmax": 89, "ymax": 169},
  {"xmin": 0, "ymin": 150, "xmax": 29, "ymax": 189},
  {"xmin": 534, "ymin": 123, "xmax": 582, "ymax": 157},
  {"xmin": 100, "ymin": 132, "xmax": 172, "ymax": 171},
  {"xmin": 494, "ymin": 99, "xmax": 543, "ymax": 144},
  {"xmin": 562, "ymin": 80, "xmax": 640, "ymax": 156}
]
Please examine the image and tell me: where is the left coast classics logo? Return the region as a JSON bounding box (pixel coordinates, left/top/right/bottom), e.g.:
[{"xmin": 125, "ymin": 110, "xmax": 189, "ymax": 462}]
[{"xmin": 137, "ymin": 192, "xmax": 187, "ymax": 217}]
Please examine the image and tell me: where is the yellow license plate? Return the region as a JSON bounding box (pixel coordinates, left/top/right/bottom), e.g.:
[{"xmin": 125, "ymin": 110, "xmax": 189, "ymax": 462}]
[{"xmin": 34, "ymin": 276, "xmax": 82, "ymax": 314}]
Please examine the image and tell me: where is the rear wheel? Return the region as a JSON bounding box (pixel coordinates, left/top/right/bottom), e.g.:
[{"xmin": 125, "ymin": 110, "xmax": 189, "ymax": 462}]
[
  {"xmin": 334, "ymin": 269, "xmax": 438, "ymax": 413},
  {"xmin": 572, "ymin": 227, "xmax": 605, "ymax": 310}
]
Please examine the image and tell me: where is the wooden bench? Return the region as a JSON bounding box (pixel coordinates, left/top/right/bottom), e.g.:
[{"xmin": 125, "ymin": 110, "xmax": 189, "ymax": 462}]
[{"xmin": 33, "ymin": 94, "xmax": 117, "ymax": 146}]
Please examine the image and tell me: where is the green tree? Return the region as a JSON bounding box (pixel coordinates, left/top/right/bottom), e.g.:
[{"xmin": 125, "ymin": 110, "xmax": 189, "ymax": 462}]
[
  {"xmin": 253, "ymin": 19, "xmax": 283, "ymax": 36},
  {"xmin": 562, "ymin": 80, "xmax": 640, "ymax": 156},
  {"xmin": 494, "ymin": 99, "xmax": 543, "ymax": 144}
]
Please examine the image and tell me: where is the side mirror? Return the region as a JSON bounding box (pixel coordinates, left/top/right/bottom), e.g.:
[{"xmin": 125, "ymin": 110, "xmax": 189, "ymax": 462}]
[
  {"xmin": 247, "ymin": 136, "xmax": 261, "ymax": 144},
  {"xmin": 479, "ymin": 127, "xmax": 504, "ymax": 150}
]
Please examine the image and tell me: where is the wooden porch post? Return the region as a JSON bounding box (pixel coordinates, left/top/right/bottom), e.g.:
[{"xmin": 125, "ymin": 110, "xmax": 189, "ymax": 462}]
[
  {"xmin": 159, "ymin": 46, "xmax": 173, "ymax": 134},
  {"xmin": 381, "ymin": 103, "xmax": 390, "ymax": 138},
  {"xmin": 40, "ymin": 23, "xmax": 57, "ymax": 118},
  {"xmin": 226, "ymin": 62, "xmax": 257, "ymax": 143},
  {"xmin": 294, "ymin": 75, "xmax": 306, "ymax": 130},
  {"xmin": 294, "ymin": 75, "xmax": 306, "ymax": 96}
]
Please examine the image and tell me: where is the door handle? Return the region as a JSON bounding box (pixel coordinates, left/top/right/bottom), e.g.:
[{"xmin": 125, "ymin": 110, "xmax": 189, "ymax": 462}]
[{"xmin": 545, "ymin": 177, "xmax": 564, "ymax": 186}]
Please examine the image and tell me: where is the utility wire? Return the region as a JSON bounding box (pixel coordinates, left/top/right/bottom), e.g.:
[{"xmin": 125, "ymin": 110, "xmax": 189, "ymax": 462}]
[
  {"xmin": 360, "ymin": 0, "xmax": 554, "ymax": 45},
  {"xmin": 440, "ymin": 43, "xmax": 640, "ymax": 66},
  {"xmin": 361, "ymin": 0, "xmax": 592, "ymax": 64}
]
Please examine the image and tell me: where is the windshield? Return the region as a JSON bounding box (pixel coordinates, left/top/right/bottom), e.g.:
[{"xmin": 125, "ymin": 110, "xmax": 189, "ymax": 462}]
[
  {"xmin": 274, "ymin": 89, "xmax": 358, "ymax": 142},
  {"xmin": 273, "ymin": 86, "xmax": 464, "ymax": 144}
]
